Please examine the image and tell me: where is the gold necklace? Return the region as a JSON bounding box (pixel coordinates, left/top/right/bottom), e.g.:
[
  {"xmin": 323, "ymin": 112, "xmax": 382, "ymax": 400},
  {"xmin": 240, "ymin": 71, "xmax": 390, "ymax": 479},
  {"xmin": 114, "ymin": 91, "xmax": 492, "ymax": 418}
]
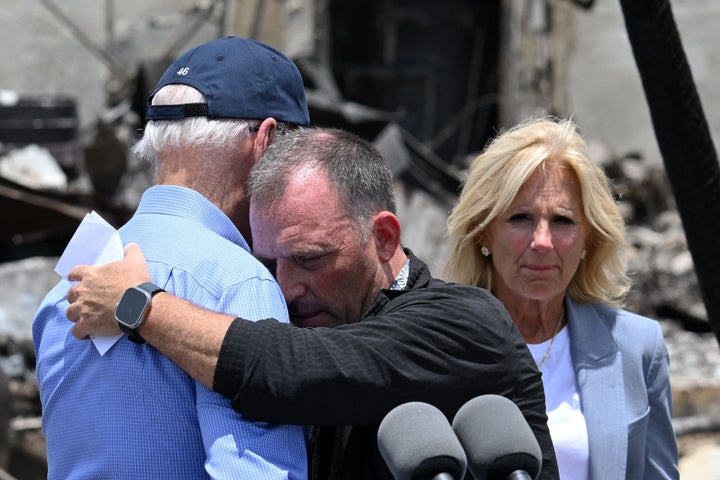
[{"xmin": 538, "ymin": 306, "xmax": 565, "ymax": 369}]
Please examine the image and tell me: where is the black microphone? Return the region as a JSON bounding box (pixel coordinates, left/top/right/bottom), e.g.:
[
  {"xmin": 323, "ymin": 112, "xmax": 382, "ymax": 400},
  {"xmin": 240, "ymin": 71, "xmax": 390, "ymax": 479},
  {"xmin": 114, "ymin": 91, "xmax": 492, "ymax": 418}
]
[
  {"xmin": 451, "ymin": 394, "xmax": 542, "ymax": 480},
  {"xmin": 377, "ymin": 401, "xmax": 467, "ymax": 480}
]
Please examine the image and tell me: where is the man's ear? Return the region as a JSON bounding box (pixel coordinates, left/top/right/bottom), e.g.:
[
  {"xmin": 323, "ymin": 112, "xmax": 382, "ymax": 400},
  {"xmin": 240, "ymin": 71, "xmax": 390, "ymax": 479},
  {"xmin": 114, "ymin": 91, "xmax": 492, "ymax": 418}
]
[
  {"xmin": 372, "ymin": 211, "xmax": 402, "ymax": 262},
  {"xmin": 252, "ymin": 118, "xmax": 277, "ymax": 157}
]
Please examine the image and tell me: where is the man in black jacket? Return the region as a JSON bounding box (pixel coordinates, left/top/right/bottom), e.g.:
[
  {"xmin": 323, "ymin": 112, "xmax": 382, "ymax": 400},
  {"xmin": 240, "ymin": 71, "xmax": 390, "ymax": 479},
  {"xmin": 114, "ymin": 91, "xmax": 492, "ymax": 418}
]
[{"xmin": 66, "ymin": 127, "xmax": 559, "ymax": 479}]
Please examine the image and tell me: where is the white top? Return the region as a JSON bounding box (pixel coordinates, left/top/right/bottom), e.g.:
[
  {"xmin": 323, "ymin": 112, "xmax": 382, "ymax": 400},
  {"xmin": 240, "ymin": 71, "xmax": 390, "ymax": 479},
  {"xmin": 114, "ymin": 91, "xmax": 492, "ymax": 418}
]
[{"xmin": 528, "ymin": 327, "xmax": 590, "ymax": 480}]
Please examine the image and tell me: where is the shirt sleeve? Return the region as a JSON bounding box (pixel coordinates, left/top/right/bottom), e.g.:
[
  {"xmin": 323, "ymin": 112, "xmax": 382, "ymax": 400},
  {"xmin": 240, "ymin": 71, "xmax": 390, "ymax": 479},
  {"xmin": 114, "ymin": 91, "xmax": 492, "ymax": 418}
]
[{"xmin": 220, "ymin": 283, "xmax": 554, "ymax": 455}]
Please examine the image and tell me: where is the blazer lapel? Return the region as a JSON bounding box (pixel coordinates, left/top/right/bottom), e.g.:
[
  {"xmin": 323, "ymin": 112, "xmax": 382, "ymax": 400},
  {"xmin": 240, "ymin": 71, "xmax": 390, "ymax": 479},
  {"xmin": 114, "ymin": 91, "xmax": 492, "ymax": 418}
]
[{"xmin": 567, "ymin": 299, "xmax": 627, "ymax": 480}]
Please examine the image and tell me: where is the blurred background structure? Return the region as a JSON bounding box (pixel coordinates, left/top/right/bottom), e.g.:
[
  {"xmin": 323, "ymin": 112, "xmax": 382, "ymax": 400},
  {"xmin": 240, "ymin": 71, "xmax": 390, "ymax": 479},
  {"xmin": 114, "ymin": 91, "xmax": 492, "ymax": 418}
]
[{"xmin": 1, "ymin": 0, "xmax": 719, "ymax": 478}]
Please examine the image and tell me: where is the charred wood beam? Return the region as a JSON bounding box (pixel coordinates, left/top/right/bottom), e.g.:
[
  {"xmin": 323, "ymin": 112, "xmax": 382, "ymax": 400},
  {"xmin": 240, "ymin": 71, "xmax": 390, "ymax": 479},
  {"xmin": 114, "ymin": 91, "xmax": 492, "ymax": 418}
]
[
  {"xmin": 0, "ymin": 182, "xmax": 87, "ymax": 227},
  {"xmin": 0, "ymin": 179, "xmax": 89, "ymax": 261},
  {"xmin": 619, "ymin": 0, "xmax": 720, "ymax": 345}
]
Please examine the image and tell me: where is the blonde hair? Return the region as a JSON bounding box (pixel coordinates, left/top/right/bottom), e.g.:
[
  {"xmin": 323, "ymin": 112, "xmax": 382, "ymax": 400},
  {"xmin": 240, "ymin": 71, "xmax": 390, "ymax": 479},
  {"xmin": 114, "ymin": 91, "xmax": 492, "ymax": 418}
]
[{"xmin": 444, "ymin": 117, "xmax": 630, "ymax": 306}]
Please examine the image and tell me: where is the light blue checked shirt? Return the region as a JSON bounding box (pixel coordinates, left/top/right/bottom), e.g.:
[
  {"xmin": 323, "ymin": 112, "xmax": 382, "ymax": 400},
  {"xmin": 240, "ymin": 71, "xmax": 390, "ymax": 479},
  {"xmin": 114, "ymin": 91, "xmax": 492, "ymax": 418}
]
[{"xmin": 33, "ymin": 185, "xmax": 307, "ymax": 479}]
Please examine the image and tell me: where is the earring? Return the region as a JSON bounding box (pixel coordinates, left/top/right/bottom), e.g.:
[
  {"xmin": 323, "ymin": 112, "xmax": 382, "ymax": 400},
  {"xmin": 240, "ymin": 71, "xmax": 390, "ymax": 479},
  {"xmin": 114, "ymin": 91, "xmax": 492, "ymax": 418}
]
[
  {"xmin": 580, "ymin": 250, "xmax": 587, "ymax": 260},
  {"xmin": 481, "ymin": 246, "xmax": 490, "ymax": 257}
]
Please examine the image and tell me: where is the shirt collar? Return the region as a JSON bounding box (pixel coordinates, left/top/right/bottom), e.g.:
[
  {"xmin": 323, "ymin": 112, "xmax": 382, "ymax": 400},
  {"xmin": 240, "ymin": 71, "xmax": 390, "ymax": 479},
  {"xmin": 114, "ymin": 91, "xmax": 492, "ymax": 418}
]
[{"xmin": 389, "ymin": 259, "xmax": 410, "ymax": 290}]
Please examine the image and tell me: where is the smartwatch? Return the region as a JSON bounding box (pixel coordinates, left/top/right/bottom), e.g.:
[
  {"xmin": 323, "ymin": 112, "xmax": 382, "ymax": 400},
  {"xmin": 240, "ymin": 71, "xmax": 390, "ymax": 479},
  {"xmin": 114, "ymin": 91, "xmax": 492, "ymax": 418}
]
[{"xmin": 115, "ymin": 282, "xmax": 165, "ymax": 344}]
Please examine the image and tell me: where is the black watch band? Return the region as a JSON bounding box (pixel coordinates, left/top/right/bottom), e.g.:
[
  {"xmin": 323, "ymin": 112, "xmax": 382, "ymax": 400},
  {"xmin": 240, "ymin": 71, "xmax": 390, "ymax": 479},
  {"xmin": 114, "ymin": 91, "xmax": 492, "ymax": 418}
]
[{"xmin": 125, "ymin": 329, "xmax": 147, "ymax": 344}]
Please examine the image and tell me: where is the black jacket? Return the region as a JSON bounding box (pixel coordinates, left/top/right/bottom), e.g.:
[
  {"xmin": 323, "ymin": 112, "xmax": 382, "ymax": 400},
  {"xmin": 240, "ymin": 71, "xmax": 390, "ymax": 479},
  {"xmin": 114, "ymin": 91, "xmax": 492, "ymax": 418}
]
[{"xmin": 215, "ymin": 249, "xmax": 558, "ymax": 479}]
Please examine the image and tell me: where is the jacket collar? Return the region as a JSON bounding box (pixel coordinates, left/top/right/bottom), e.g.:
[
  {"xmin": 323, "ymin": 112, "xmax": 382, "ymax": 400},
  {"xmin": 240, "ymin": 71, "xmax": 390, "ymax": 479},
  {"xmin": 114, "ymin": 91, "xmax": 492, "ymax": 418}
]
[
  {"xmin": 365, "ymin": 247, "xmax": 431, "ymax": 316},
  {"xmin": 566, "ymin": 297, "xmax": 627, "ymax": 479},
  {"xmin": 566, "ymin": 297, "xmax": 618, "ymax": 366}
]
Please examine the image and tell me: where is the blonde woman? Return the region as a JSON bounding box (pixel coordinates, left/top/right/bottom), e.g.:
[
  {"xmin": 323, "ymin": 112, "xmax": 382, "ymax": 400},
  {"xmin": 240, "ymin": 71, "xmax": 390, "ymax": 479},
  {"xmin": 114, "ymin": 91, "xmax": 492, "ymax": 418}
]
[{"xmin": 445, "ymin": 117, "xmax": 678, "ymax": 479}]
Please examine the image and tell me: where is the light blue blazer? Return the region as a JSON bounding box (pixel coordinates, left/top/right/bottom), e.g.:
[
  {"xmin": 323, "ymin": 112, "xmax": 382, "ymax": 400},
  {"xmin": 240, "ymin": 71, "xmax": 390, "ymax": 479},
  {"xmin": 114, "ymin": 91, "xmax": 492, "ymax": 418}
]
[{"xmin": 566, "ymin": 297, "xmax": 679, "ymax": 479}]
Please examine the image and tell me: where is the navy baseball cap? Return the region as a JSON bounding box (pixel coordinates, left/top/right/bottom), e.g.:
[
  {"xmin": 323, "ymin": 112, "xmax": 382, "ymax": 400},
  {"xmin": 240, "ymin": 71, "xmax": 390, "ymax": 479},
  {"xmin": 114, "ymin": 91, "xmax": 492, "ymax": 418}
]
[{"xmin": 146, "ymin": 36, "xmax": 310, "ymax": 126}]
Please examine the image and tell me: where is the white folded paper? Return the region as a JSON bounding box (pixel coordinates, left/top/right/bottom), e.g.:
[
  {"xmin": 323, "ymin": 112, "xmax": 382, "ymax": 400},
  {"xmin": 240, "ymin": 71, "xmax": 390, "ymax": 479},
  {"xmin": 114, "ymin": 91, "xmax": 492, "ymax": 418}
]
[{"xmin": 55, "ymin": 210, "xmax": 124, "ymax": 355}]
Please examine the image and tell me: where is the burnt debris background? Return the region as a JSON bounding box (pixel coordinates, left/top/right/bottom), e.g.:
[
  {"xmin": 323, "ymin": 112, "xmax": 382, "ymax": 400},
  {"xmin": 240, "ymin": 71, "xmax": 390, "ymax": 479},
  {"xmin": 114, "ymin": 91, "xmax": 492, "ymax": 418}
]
[{"xmin": 1, "ymin": 0, "xmax": 720, "ymax": 478}]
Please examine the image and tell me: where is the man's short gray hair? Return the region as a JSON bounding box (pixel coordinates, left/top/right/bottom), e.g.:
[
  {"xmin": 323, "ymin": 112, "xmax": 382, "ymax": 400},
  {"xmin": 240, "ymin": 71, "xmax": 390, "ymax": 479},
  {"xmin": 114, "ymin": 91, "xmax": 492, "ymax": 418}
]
[{"xmin": 249, "ymin": 128, "xmax": 397, "ymax": 242}]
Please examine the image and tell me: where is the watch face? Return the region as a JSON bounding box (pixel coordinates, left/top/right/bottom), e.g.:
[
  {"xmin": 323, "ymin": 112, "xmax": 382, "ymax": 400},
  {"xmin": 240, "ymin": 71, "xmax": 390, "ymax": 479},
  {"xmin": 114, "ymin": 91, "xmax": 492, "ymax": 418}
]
[{"xmin": 115, "ymin": 287, "xmax": 151, "ymax": 328}]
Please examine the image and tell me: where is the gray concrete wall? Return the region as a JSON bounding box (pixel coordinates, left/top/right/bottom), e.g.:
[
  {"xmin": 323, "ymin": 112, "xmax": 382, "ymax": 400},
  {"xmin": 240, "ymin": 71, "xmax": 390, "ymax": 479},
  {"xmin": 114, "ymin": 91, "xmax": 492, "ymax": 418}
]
[
  {"xmin": 566, "ymin": 0, "xmax": 720, "ymax": 164},
  {"xmin": 0, "ymin": 0, "xmax": 223, "ymax": 132}
]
